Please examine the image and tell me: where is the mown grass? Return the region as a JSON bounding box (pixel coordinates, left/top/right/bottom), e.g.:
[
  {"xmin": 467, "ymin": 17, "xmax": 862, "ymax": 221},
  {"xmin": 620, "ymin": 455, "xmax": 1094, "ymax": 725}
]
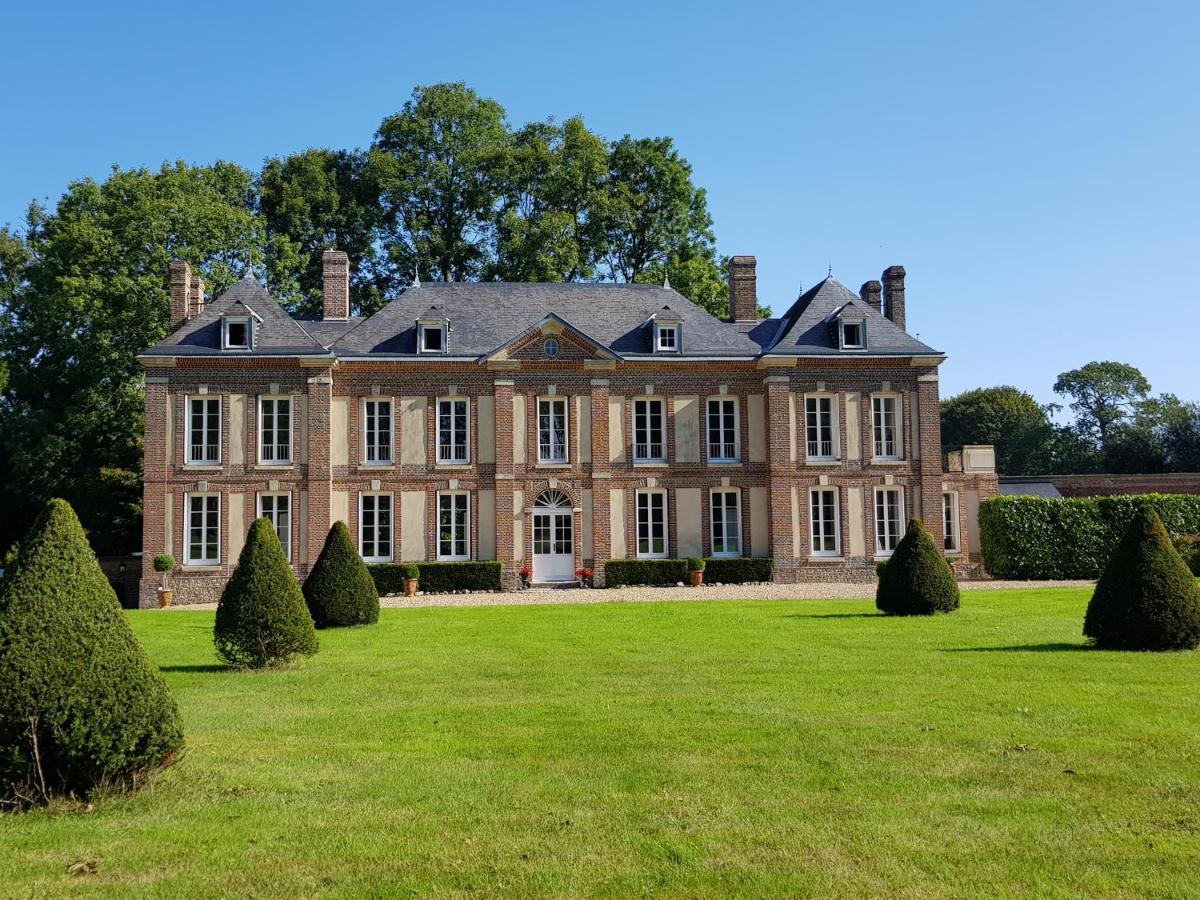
[{"xmin": 4, "ymin": 588, "xmax": 1200, "ymax": 897}]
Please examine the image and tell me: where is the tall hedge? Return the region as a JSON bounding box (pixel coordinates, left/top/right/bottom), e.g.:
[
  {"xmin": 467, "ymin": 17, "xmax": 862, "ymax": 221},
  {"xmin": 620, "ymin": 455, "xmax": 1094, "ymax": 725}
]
[
  {"xmin": 876, "ymin": 519, "xmax": 960, "ymax": 616},
  {"xmin": 0, "ymin": 499, "xmax": 183, "ymax": 803},
  {"xmin": 304, "ymin": 522, "xmax": 379, "ymax": 628},
  {"xmin": 979, "ymin": 494, "xmax": 1200, "ymax": 579},
  {"xmin": 215, "ymin": 518, "xmax": 318, "ymax": 668},
  {"xmin": 1083, "ymin": 506, "xmax": 1200, "ymax": 650},
  {"xmin": 369, "ymin": 561, "xmax": 502, "ymax": 595}
]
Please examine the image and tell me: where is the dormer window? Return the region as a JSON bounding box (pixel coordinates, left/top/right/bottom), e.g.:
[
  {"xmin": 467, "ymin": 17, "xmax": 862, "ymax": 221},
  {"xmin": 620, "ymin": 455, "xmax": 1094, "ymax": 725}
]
[
  {"xmin": 656, "ymin": 324, "xmax": 679, "ymax": 352},
  {"xmin": 223, "ymin": 316, "xmax": 251, "ymax": 350},
  {"xmin": 417, "ymin": 320, "xmax": 448, "ymax": 354},
  {"xmin": 839, "ymin": 318, "xmax": 865, "ymax": 350}
]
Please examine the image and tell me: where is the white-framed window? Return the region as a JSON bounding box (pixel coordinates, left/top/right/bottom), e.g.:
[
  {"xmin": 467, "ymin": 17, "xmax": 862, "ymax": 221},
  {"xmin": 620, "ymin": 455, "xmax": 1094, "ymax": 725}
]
[
  {"xmin": 537, "ymin": 397, "xmax": 569, "ymax": 463},
  {"xmin": 258, "ymin": 492, "xmax": 291, "ymax": 562},
  {"xmin": 633, "ymin": 397, "xmax": 666, "ymax": 462},
  {"xmin": 656, "ymin": 324, "xmax": 680, "ymax": 352},
  {"xmin": 805, "ymin": 394, "xmax": 837, "ymax": 460},
  {"xmin": 258, "ymin": 396, "xmax": 291, "ymax": 464},
  {"xmin": 184, "ymin": 493, "xmax": 220, "ymax": 566},
  {"xmin": 874, "ymin": 486, "xmax": 905, "ymax": 556},
  {"xmin": 809, "ymin": 487, "xmax": 841, "ymax": 557},
  {"xmin": 363, "ymin": 398, "xmax": 393, "ymax": 464},
  {"xmin": 839, "ymin": 318, "xmax": 865, "ymax": 350},
  {"xmin": 186, "ymin": 396, "xmax": 221, "ymax": 466},
  {"xmin": 707, "ymin": 397, "xmax": 739, "ymax": 462},
  {"xmin": 943, "ymin": 492, "xmax": 961, "ymax": 553},
  {"xmin": 418, "ymin": 322, "xmax": 446, "ymax": 353},
  {"xmin": 872, "ymin": 394, "xmax": 903, "ymax": 460},
  {"xmin": 436, "ymin": 397, "xmax": 470, "ymax": 464},
  {"xmin": 222, "ymin": 316, "xmax": 251, "ymax": 350},
  {"xmin": 709, "ymin": 489, "xmax": 741, "ymax": 557},
  {"xmin": 437, "ymin": 491, "xmax": 470, "ymax": 561},
  {"xmin": 636, "ymin": 489, "xmax": 668, "ymax": 558},
  {"xmin": 359, "ymin": 492, "xmax": 393, "ymax": 562}
]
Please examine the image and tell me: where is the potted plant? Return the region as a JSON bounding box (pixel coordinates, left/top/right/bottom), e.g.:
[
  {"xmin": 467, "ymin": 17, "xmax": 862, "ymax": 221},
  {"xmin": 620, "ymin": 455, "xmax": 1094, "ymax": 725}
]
[
  {"xmin": 519, "ymin": 565, "xmax": 533, "ymax": 589},
  {"xmin": 399, "ymin": 563, "xmax": 420, "ymax": 598},
  {"xmin": 153, "ymin": 553, "xmax": 176, "ymax": 607},
  {"xmin": 575, "ymin": 567, "xmax": 594, "ymax": 588},
  {"xmin": 686, "ymin": 557, "xmax": 706, "ymax": 587}
]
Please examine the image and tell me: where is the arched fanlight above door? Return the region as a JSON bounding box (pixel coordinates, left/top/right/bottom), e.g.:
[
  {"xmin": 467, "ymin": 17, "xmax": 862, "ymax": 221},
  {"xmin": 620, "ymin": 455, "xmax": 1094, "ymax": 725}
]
[{"xmin": 533, "ymin": 489, "xmax": 571, "ymax": 509}]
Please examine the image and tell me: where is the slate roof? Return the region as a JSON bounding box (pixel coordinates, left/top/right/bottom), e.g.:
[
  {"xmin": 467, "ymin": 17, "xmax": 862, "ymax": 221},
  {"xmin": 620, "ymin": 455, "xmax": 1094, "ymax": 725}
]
[
  {"xmin": 763, "ymin": 276, "xmax": 941, "ymax": 357},
  {"xmin": 142, "ymin": 272, "xmax": 942, "ymax": 362},
  {"xmin": 998, "ymin": 478, "xmax": 1064, "ymax": 499}
]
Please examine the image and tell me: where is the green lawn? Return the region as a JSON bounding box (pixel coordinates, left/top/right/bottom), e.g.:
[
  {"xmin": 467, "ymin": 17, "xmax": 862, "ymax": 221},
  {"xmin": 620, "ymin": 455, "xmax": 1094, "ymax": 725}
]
[{"xmin": 4, "ymin": 588, "xmax": 1200, "ymax": 898}]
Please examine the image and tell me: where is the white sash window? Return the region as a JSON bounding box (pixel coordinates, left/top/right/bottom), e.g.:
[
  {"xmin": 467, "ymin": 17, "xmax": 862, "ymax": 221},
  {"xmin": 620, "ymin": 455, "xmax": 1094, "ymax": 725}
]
[
  {"xmin": 360, "ymin": 493, "xmax": 393, "ymax": 562},
  {"xmin": 710, "ymin": 489, "xmax": 741, "ymax": 557},
  {"xmin": 258, "ymin": 492, "xmax": 291, "ymax": 561},
  {"xmin": 707, "ymin": 398, "xmax": 739, "ymax": 462},
  {"xmin": 363, "ymin": 399, "xmax": 393, "ymax": 464},
  {"xmin": 187, "ymin": 396, "xmax": 221, "ymax": 465},
  {"xmin": 437, "ymin": 398, "xmax": 470, "ymax": 464},
  {"xmin": 633, "ymin": 398, "xmax": 666, "ymax": 462},
  {"xmin": 537, "ymin": 397, "xmax": 568, "ymax": 463},
  {"xmin": 809, "ymin": 487, "xmax": 840, "ymax": 556},
  {"xmin": 259, "ymin": 397, "xmax": 291, "ymax": 464},
  {"xmin": 437, "ymin": 492, "xmax": 470, "ymax": 561}
]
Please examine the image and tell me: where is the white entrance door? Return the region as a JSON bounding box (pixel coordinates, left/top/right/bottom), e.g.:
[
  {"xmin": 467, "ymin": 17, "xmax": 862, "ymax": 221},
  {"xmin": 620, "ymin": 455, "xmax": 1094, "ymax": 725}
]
[{"xmin": 532, "ymin": 509, "xmax": 574, "ymax": 583}]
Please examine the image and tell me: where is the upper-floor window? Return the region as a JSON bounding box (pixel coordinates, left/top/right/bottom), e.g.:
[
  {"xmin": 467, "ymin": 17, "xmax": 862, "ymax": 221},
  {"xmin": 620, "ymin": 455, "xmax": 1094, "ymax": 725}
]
[
  {"xmin": 436, "ymin": 397, "xmax": 470, "ymax": 464},
  {"xmin": 872, "ymin": 394, "xmax": 902, "ymax": 460},
  {"xmin": 943, "ymin": 492, "xmax": 961, "ymax": 553},
  {"xmin": 874, "ymin": 486, "xmax": 905, "ymax": 555},
  {"xmin": 258, "ymin": 396, "xmax": 291, "ymax": 465},
  {"xmin": 222, "ymin": 316, "xmax": 251, "ymax": 350},
  {"xmin": 710, "ymin": 489, "xmax": 741, "ymax": 557},
  {"xmin": 656, "ymin": 324, "xmax": 680, "ymax": 352},
  {"xmin": 805, "ymin": 394, "xmax": 837, "ymax": 460},
  {"xmin": 258, "ymin": 492, "xmax": 291, "ymax": 562},
  {"xmin": 537, "ymin": 397, "xmax": 568, "ymax": 464},
  {"xmin": 359, "ymin": 492, "xmax": 393, "ymax": 562},
  {"xmin": 809, "ymin": 487, "xmax": 840, "ymax": 557},
  {"xmin": 437, "ymin": 491, "xmax": 470, "ymax": 561},
  {"xmin": 363, "ymin": 398, "xmax": 393, "ymax": 464},
  {"xmin": 636, "ymin": 489, "xmax": 668, "ymax": 558},
  {"xmin": 186, "ymin": 396, "xmax": 221, "ymax": 466},
  {"xmin": 185, "ymin": 493, "xmax": 220, "ymax": 565},
  {"xmin": 419, "ymin": 322, "xmax": 446, "ymax": 353},
  {"xmin": 840, "ymin": 319, "xmax": 865, "ymax": 350},
  {"xmin": 707, "ymin": 398, "xmax": 739, "ymax": 462},
  {"xmin": 633, "ymin": 398, "xmax": 666, "ymax": 462}
]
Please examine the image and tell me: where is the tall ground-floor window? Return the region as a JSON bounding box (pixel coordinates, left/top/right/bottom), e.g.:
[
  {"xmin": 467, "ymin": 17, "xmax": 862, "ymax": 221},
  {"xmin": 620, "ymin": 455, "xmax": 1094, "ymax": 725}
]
[
  {"xmin": 809, "ymin": 487, "xmax": 840, "ymax": 556},
  {"xmin": 943, "ymin": 492, "xmax": 960, "ymax": 553},
  {"xmin": 636, "ymin": 490, "xmax": 668, "ymax": 558},
  {"xmin": 438, "ymin": 491, "xmax": 470, "ymax": 561},
  {"xmin": 874, "ymin": 486, "xmax": 905, "ymax": 555},
  {"xmin": 709, "ymin": 489, "xmax": 741, "ymax": 557},
  {"xmin": 258, "ymin": 492, "xmax": 291, "ymax": 561},
  {"xmin": 185, "ymin": 493, "xmax": 220, "ymax": 565},
  {"xmin": 360, "ymin": 493, "xmax": 393, "ymax": 562}
]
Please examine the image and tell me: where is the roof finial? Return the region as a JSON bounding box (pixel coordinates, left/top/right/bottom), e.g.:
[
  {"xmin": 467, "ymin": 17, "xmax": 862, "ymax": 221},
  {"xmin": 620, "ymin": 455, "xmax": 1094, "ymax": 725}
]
[
  {"xmin": 827, "ymin": 263, "xmax": 833, "ymax": 278},
  {"xmin": 412, "ymin": 265, "xmax": 421, "ymax": 288},
  {"xmin": 663, "ymin": 269, "xmax": 671, "ymax": 289}
]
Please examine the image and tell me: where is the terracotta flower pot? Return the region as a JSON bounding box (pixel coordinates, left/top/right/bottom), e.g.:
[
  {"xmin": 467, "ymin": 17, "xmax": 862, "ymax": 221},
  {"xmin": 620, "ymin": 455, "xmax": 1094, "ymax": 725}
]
[
  {"xmin": 687, "ymin": 570, "xmax": 703, "ymax": 587},
  {"xmin": 157, "ymin": 588, "xmax": 174, "ymax": 608},
  {"xmin": 402, "ymin": 578, "xmax": 419, "ymax": 598}
]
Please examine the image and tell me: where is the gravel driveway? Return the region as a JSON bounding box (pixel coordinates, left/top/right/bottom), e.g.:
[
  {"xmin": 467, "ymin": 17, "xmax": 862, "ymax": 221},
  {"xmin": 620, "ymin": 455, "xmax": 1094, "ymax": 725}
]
[{"xmin": 162, "ymin": 579, "xmax": 1093, "ymax": 611}]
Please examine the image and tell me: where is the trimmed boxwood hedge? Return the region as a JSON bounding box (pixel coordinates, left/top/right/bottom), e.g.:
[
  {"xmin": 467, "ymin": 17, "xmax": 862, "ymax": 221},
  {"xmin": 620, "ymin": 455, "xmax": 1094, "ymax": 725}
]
[
  {"xmin": 1174, "ymin": 535, "xmax": 1200, "ymax": 576},
  {"xmin": 605, "ymin": 557, "xmax": 773, "ymax": 587},
  {"xmin": 369, "ymin": 561, "xmax": 502, "ymax": 595},
  {"xmin": 979, "ymin": 494, "xmax": 1200, "ymax": 579}
]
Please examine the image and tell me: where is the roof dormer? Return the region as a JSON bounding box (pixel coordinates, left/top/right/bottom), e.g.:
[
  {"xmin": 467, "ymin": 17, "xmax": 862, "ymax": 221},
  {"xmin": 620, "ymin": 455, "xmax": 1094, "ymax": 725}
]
[
  {"xmin": 651, "ymin": 305, "xmax": 683, "ymax": 353},
  {"xmin": 417, "ymin": 307, "xmax": 449, "ymax": 354},
  {"xmin": 835, "ymin": 304, "xmax": 866, "ymax": 351},
  {"xmin": 221, "ymin": 303, "xmax": 262, "ymax": 351}
]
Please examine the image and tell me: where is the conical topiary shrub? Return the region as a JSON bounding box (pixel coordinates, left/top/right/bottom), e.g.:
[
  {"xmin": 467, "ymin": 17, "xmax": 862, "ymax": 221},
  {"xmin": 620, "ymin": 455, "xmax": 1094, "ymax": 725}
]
[
  {"xmin": 214, "ymin": 517, "xmax": 318, "ymax": 668},
  {"xmin": 303, "ymin": 521, "xmax": 379, "ymax": 628},
  {"xmin": 0, "ymin": 499, "xmax": 183, "ymax": 804},
  {"xmin": 1083, "ymin": 505, "xmax": 1200, "ymax": 650},
  {"xmin": 876, "ymin": 519, "xmax": 960, "ymax": 616}
]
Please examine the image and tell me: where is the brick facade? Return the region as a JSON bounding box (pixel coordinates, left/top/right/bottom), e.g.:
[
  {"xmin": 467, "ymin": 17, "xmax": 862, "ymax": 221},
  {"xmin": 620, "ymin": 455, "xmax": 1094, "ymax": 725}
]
[{"xmin": 138, "ymin": 257, "xmax": 998, "ymax": 605}]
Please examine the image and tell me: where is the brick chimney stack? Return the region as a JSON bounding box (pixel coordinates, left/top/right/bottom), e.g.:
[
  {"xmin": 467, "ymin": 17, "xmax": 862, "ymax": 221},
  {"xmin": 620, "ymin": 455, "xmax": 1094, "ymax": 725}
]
[
  {"xmin": 860, "ymin": 280, "xmax": 882, "ymax": 313},
  {"xmin": 882, "ymin": 265, "xmax": 906, "ymax": 330},
  {"xmin": 169, "ymin": 260, "xmax": 192, "ymax": 332},
  {"xmin": 728, "ymin": 256, "xmax": 758, "ymax": 322},
  {"xmin": 323, "ymin": 250, "xmax": 350, "ymax": 320},
  {"xmin": 190, "ymin": 273, "xmax": 205, "ymax": 319}
]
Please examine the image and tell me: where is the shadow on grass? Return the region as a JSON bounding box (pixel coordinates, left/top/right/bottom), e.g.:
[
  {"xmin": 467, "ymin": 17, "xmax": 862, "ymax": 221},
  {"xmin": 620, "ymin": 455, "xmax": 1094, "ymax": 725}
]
[
  {"xmin": 944, "ymin": 642, "xmax": 1091, "ymax": 653},
  {"xmin": 782, "ymin": 612, "xmax": 882, "ymax": 620},
  {"xmin": 159, "ymin": 663, "xmax": 233, "ymax": 673}
]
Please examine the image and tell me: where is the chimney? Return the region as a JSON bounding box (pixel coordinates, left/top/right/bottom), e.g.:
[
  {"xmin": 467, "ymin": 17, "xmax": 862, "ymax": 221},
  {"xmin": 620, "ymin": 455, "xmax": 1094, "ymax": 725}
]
[
  {"xmin": 169, "ymin": 260, "xmax": 191, "ymax": 331},
  {"xmin": 190, "ymin": 274, "xmax": 205, "ymax": 319},
  {"xmin": 882, "ymin": 265, "xmax": 906, "ymax": 330},
  {"xmin": 860, "ymin": 280, "xmax": 882, "ymax": 313},
  {"xmin": 728, "ymin": 255, "xmax": 758, "ymax": 322},
  {"xmin": 323, "ymin": 249, "xmax": 350, "ymax": 320}
]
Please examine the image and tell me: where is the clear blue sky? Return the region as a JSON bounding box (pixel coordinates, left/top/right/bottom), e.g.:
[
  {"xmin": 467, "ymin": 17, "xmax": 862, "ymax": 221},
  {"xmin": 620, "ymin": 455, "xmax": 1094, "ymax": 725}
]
[{"xmin": 5, "ymin": 0, "xmax": 1197, "ymax": 404}]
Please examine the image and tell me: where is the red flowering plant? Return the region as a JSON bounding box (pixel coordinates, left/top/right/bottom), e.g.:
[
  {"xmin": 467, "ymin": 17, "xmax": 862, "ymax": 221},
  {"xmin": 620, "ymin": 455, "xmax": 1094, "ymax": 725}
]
[
  {"xmin": 575, "ymin": 567, "xmax": 595, "ymax": 587},
  {"xmin": 518, "ymin": 565, "xmax": 533, "ymax": 587}
]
